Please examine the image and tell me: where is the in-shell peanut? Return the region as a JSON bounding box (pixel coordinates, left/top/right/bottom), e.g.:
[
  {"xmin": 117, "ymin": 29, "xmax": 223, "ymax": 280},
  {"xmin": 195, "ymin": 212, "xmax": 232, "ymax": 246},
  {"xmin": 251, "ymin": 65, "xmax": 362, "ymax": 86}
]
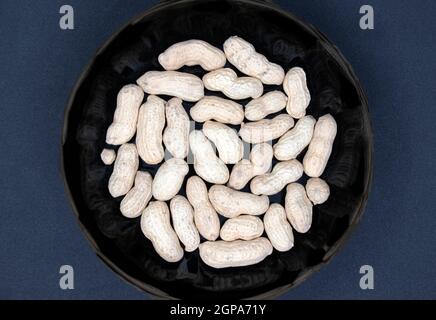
[
  {"xmin": 224, "ymin": 36, "xmax": 285, "ymax": 85},
  {"xmin": 274, "ymin": 115, "xmax": 316, "ymax": 161},
  {"xmin": 250, "ymin": 160, "xmax": 303, "ymax": 196},
  {"xmin": 140, "ymin": 201, "xmax": 183, "ymax": 263},
  {"xmin": 203, "ymin": 68, "xmax": 263, "ymax": 100},
  {"xmin": 284, "ymin": 67, "xmax": 311, "ymax": 119},
  {"xmin": 245, "ymin": 91, "xmax": 288, "ymax": 121},
  {"xmin": 303, "ymin": 114, "xmax": 337, "ymax": 177},
  {"xmin": 120, "ymin": 171, "xmax": 153, "ymax": 218},
  {"xmin": 199, "ymin": 237, "xmax": 273, "ymax": 269},
  {"xmin": 152, "ymin": 158, "xmax": 189, "ymax": 201},
  {"xmin": 203, "ymin": 121, "xmax": 244, "ymax": 164},
  {"xmin": 105, "ymin": 84, "xmax": 144, "ymax": 145},
  {"xmin": 101, "ymin": 149, "xmax": 116, "ymax": 165},
  {"xmin": 228, "ymin": 143, "xmax": 273, "ymax": 190},
  {"xmin": 186, "ymin": 176, "xmax": 220, "ymax": 241},
  {"xmin": 158, "ymin": 40, "xmax": 226, "ymax": 71},
  {"xmin": 163, "ymin": 97, "xmax": 190, "ymax": 159},
  {"xmin": 108, "ymin": 144, "xmax": 139, "ymax": 198},
  {"xmin": 136, "ymin": 95, "xmax": 165, "ymax": 165},
  {"xmin": 136, "ymin": 71, "xmax": 204, "ymax": 102},
  {"xmin": 306, "ymin": 178, "xmax": 330, "ymax": 205},
  {"xmin": 189, "ymin": 130, "xmax": 229, "ymax": 184},
  {"xmin": 264, "ymin": 204, "xmax": 294, "ymax": 252},
  {"xmin": 285, "ymin": 183, "xmax": 313, "ymax": 234},
  {"xmin": 170, "ymin": 195, "xmax": 200, "ymax": 252},
  {"xmin": 220, "ymin": 215, "xmax": 264, "ymax": 241},
  {"xmin": 209, "ymin": 185, "xmax": 269, "ymax": 218},
  {"xmin": 190, "ymin": 96, "xmax": 244, "ymax": 125},
  {"xmin": 239, "ymin": 114, "xmax": 294, "ymax": 144}
]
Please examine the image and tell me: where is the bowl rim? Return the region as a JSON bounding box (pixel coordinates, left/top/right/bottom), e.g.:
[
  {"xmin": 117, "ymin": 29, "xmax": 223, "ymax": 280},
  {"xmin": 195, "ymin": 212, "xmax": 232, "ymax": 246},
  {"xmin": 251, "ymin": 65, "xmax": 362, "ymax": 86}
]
[{"xmin": 60, "ymin": 0, "xmax": 374, "ymax": 300}]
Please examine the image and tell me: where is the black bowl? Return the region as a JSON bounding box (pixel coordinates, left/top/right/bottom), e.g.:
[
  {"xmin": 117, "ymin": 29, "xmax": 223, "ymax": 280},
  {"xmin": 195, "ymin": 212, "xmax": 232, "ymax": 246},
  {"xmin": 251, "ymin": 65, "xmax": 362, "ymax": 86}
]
[{"xmin": 61, "ymin": 0, "xmax": 373, "ymax": 300}]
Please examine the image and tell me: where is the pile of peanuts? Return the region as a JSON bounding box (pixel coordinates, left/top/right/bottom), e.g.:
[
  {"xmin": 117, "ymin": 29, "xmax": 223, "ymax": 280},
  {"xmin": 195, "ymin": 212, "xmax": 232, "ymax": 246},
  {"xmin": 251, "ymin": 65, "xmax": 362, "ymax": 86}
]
[{"xmin": 101, "ymin": 37, "xmax": 337, "ymax": 269}]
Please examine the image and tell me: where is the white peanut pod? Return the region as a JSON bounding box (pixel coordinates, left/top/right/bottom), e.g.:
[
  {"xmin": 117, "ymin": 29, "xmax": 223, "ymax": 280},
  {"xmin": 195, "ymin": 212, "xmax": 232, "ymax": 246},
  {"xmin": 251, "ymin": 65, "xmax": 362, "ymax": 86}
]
[
  {"xmin": 228, "ymin": 143, "xmax": 273, "ymax": 190},
  {"xmin": 239, "ymin": 114, "xmax": 294, "ymax": 144},
  {"xmin": 190, "ymin": 96, "xmax": 244, "ymax": 125},
  {"xmin": 158, "ymin": 40, "xmax": 226, "ymax": 71},
  {"xmin": 285, "ymin": 183, "xmax": 313, "ymax": 234},
  {"xmin": 209, "ymin": 185, "xmax": 269, "ymax": 218},
  {"xmin": 170, "ymin": 196, "xmax": 200, "ymax": 252},
  {"xmin": 186, "ymin": 176, "xmax": 220, "ymax": 241},
  {"xmin": 203, "ymin": 121, "xmax": 244, "ymax": 164},
  {"xmin": 140, "ymin": 201, "xmax": 183, "ymax": 263},
  {"xmin": 120, "ymin": 171, "xmax": 153, "ymax": 218},
  {"xmin": 306, "ymin": 178, "xmax": 330, "ymax": 205},
  {"xmin": 163, "ymin": 98, "xmax": 190, "ymax": 159},
  {"xmin": 250, "ymin": 160, "xmax": 303, "ymax": 196},
  {"xmin": 220, "ymin": 215, "xmax": 264, "ymax": 241},
  {"xmin": 105, "ymin": 85, "xmax": 144, "ymax": 145},
  {"xmin": 245, "ymin": 91, "xmax": 288, "ymax": 121},
  {"xmin": 136, "ymin": 71, "xmax": 204, "ymax": 102},
  {"xmin": 284, "ymin": 67, "xmax": 311, "ymax": 119},
  {"xmin": 303, "ymin": 114, "xmax": 337, "ymax": 177},
  {"xmin": 108, "ymin": 144, "xmax": 139, "ymax": 198},
  {"xmin": 223, "ymin": 36, "xmax": 285, "ymax": 85},
  {"xmin": 136, "ymin": 95, "xmax": 166, "ymax": 165},
  {"xmin": 274, "ymin": 115, "xmax": 316, "ymax": 161},
  {"xmin": 264, "ymin": 204, "xmax": 294, "ymax": 252},
  {"xmin": 152, "ymin": 158, "xmax": 189, "ymax": 201},
  {"xmin": 203, "ymin": 68, "xmax": 263, "ymax": 100},
  {"xmin": 101, "ymin": 149, "xmax": 116, "ymax": 165},
  {"xmin": 189, "ymin": 130, "xmax": 229, "ymax": 184},
  {"xmin": 199, "ymin": 238, "xmax": 273, "ymax": 269}
]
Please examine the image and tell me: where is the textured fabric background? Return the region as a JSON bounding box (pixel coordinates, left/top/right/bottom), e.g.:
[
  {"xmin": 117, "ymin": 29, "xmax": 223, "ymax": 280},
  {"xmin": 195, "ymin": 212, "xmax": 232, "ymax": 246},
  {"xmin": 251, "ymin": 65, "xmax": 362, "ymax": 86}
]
[{"xmin": 0, "ymin": 0, "xmax": 435, "ymax": 299}]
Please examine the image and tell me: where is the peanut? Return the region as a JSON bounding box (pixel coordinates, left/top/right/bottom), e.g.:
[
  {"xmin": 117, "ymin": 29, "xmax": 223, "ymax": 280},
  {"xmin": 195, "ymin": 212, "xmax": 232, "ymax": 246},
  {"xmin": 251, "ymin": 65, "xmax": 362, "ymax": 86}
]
[
  {"xmin": 158, "ymin": 40, "xmax": 226, "ymax": 71},
  {"xmin": 303, "ymin": 114, "xmax": 337, "ymax": 177},
  {"xmin": 284, "ymin": 67, "xmax": 311, "ymax": 119},
  {"xmin": 136, "ymin": 71, "xmax": 204, "ymax": 102},
  {"xmin": 186, "ymin": 176, "xmax": 220, "ymax": 241},
  {"xmin": 239, "ymin": 114, "xmax": 294, "ymax": 144},
  {"xmin": 162, "ymin": 97, "xmax": 190, "ymax": 159},
  {"xmin": 105, "ymin": 84, "xmax": 144, "ymax": 145},
  {"xmin": 199, "ymin": 237, "xmax": 273, "ymax": 268},
  {"xmin": 100, "ymin": 149, "xmax": 116, "ymax": 165},
  {"xmin": 306, "ymin": 178, "xmax": 330, "ymax": 205},
  {"xmin": 203, "ymin": 121, "xmax": 244, "ymax": 164},
  {"xmin": 140, "ymin": 201, "xmax": 183, "ymax": 263},
  {"xmin": 120, "ymin": 171, "xmax": 152, "ymax": 218},
  {"xmin": 108, "ymin": 144, "xmax": 139, "ymax": 198},
  {"xmin": 209, "ymin": 185, "xmax": 269, "ymax": 218},
  {"xmin": 189, "ymin": 130, "xmax": 229, "ymax": 184},
  {"xmin": 274, "ymin": 115, "xmax": 316, "ymax": 161},
  {"xmin": 220, "ymin": 215, "xmax": 264, "ymax": 241},
  {"xmin": 245, "ymin": 91, "xmax": 288, "ymax": 121},
  {"xmin": 250, "ymin": 160, "xmax": 303, "ymax": 196},
  {"xmin": 152, "ymin": 158, "xmax": 189, "ymax": 201},
  {"xmin": 285, "ymin": 183, "xmax": 313, "ymax": 233},
  {"xmin": 170, "ymin": 195, "xmax": 200, "ymax": 252},
  {"xmin": 228, "ymin": 143, "xmax": 273, "ymax": 190},
  {"xmin": 136, "ymin": 95, "xmax": 166, "ymax": 165},
  {"xmin": 190, "ymin": 96, "xmax": 244, "ymax": 125},
  {"xmin": 264, "ymin": 204, "xmax": 294, "ymax": 252},
  {"xmin": 224, "ymin": 36, "xmax": 285, "ymax": 85},
  {"xmin": 203, "ymin": 68, "xmax": 263, "ymax": 100}
]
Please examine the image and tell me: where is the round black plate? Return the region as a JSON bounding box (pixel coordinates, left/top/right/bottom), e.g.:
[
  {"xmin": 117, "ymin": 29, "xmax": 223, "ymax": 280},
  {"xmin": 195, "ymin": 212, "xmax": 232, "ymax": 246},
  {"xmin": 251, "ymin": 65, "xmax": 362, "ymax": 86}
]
[{"xmin": 61, "ymin": 0, "xmax": 373, "ymax": 300}]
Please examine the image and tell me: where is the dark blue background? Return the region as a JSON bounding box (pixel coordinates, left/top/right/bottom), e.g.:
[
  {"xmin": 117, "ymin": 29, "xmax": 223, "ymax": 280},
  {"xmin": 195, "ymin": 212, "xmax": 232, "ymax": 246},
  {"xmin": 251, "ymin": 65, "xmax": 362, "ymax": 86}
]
[{"xmin": 1, "ymin": 0, "xmax": 435, "ymax": 299}]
